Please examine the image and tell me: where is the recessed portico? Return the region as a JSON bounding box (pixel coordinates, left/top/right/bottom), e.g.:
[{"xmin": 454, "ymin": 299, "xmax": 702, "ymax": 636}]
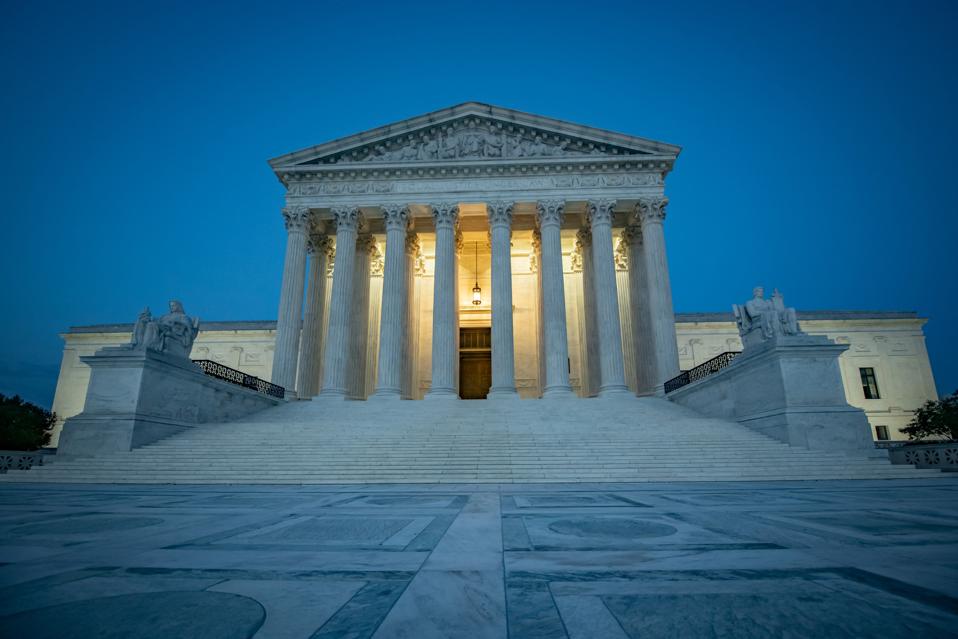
[{"xmin": 267, "ymin": 103, "xmax": 682, "ymax": 400}]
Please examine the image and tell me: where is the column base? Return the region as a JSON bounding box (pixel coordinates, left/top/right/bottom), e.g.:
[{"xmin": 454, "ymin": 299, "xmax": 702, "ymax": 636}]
[
  {"xmin": 542, "ymin": 386, "xmax": 575, "ymax": 399},
  {"xmin": 424, "ymin": 388, "xmax": 459, "ymax": 400},
  {"xmin": 317, "ymin": 388, "xmax": 349, "ymax": 400},
  {"xmin": 487, "ymin": 388, "xmax": 520, "ymax": 400},
  {"xmin": 369, "ymin": 388, "xmax": 402, "ymax": 401},
  {"xmin": 598, "ymin": 384, "xmax": 632, "ymax": 398}
]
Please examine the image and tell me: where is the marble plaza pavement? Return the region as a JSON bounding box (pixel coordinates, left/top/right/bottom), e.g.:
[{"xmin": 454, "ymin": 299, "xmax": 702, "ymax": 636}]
[{"xmin": 1, "ymin": 479, "xmax": 957, "ymax": 638}]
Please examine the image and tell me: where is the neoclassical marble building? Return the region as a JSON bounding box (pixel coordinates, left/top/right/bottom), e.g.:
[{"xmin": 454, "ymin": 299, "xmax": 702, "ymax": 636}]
[
  {"xmin": 269, "ymin": 102, "xmax": 682, "ymax": 402},
  {"xmin": 48, "ymin": 103, "xmax": 940, "ymax": 444}
]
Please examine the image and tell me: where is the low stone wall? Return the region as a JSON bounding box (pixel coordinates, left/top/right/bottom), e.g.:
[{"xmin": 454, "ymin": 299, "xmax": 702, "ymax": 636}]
[
  {"xmin": 58, "ymin": 348, "xmax": 280, "ymax": 457},
  {"xmin": 0, "ymin": 451, "xmax": 49, "ymax": 473},
  {"xmin": 887, "ymin": 443, "xmax": 958, "ymax": 471}
]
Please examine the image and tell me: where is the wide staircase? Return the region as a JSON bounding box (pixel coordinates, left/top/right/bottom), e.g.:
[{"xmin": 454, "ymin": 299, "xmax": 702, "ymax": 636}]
[{"xmin": 2, "ymin": 397, "xmax": 938, "ymax": 484}]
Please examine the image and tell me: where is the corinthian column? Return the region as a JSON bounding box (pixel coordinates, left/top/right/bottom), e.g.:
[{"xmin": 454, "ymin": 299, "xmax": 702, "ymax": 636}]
[
  {"xmin": 349, "ymin": 234, "xmax": 376, "ymax": 399},
  {"xmin": 297, "ymin": 231, "xmax": 333, "ymax": 397},
  {"xmin": 319, "ymin": 207, "xmax": 362, "ymax": 398},
  {"xmin": 425, "ymin": 203, "xmax": 459, "ymax": 399},
  {"xmin": 402, "ymin": 233, "xmax": 420, "ymax": 399},
  {"xmin": 487, "ymin": 201, "xmax": 519, "ymax": 399},
  {"xmin": 372, "ymin": 205, "xmax": 411, "ymax": 399},
  {"xmin": 637, "ymin": 197, "xmax": 680, "ymax": 394},
  {"xmin": 536, "ymin": 200, "xmax": 574, "ymax": 397},
  {"xmin": 577, "ymin": 228, "xmax": 600, "ymax": 396},
  {"xmin": 622, "ymin": 225, "xmax": 655, "ymax": 396},
  {"xmin": 587, "ymin": 199, "xmax": 629, "ymax": 396},
  {"xmin": 271, "ymin": 205, "xmax": 310, "ymax": 396}
]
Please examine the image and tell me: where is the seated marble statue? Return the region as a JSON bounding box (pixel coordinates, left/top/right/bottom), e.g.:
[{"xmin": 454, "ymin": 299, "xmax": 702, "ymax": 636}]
[
  {"xmin": 733, "ymin": 287, "xmax": 801, "ymax": 346},
  {"xmin": 130, "ymin": 300, "xmax": 200, "ymax": 358}
]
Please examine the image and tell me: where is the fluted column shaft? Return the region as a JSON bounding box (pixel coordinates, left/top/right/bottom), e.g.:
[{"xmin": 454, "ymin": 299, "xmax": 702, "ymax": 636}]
[
  {"xmin": 537, "ymin": 201, "xmax": 574, "ymax": 397},
  {"xmin": 402, "ymin": 234, "xmax": 420, "ymax": 399},
  {"xmin": 320, "ymin": 208, "xmax": 362, "ymax": 398},
  {"xmin": 297, "ymin": 234, "xmax": 332, "ymax": 397},
  {"xmin": 372, "ymin": 206, "xmax": 410, "ymax": 399},
  {"xmin": 638, "ymin": 197, "xmax": 680, "ymax": 394},
  {"xmin": 348, "ymin": 234, "xmax": 375, "ymax": 399},
  {"xmin": 577, "ymin": 229, "xmax": 600, "ymax": 396},
  {"xmin": 271, "ymin": 206, "xmax": 310, "ymax": 396},
  {"xmin": 426, "ymin": 203, "xmax": 459, "ymax": 399},
  {"xmin": 487, "ymin": 202, "xmax": 519, "ymax": 398},
  {"xmin": 623, "ymin": 226, "xmax": 655, "ymax": 396},
  {"xmin": 588, "ymin": 200, "xmax": 629, "ymax": 396}
]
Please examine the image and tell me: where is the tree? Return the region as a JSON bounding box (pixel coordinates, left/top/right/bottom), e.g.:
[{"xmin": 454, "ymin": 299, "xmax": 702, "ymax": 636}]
[
  {"xmin": 900, "ymin": 390, "xmax": 958, "ymax": 442},
  {"xmin": 0, "ymin": 394, "xmax": 55, "ymax": 451}
]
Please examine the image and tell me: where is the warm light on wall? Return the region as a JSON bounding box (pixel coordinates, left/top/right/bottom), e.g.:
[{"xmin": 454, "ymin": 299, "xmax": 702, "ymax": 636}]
[{"xmin": 471, "ymin": 241, "xmax": 482, "ymax": 305}]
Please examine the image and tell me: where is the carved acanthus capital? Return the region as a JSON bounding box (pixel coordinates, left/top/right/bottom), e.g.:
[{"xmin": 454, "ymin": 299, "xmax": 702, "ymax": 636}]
[
  {"xmin": 570, "ymin": 242, "xmax": 584, "ymax": 273},
  {"xmin": 431, "ymin": 202, "xmax": 459, "ymax": 229},
  {"xmin": 356, "ymin": 233, "xmax": 379, "ymax": 257},
  {"xmin": 575, "ymin": 227, "xmax": 592, "ymax": 249},
  {"xmin": 282, "ymin": 205, "xmax": 310, "ymax": 233},
  {"xmin": 529, "ymin": 228, "xmax": 541, "ymax": 273},
  {"xmin": 405, "ymin": 232, "xmax": 421, "ymax": 256},
  {"xmin": 326, "ymin": 247, "xmax": 336, "ymax": 276},
  {"xmin": 307, "ymin": 233, "xmax": 333, "ymax": 257},
  {"xmin": 536, "ymin": 200, "xmax": 565, "ymax": 229},
  {"xmin": 586, "ymin": 199, "xmax": 616, "ymax": 227},
  {"xmin": 382, "ymin": 204, "xmax": 411, "ymax": 232},
  {"xmin": 614, "ymin": 237, "xmax": 628, "ymax": 271},
  {"xmin": 486, "ymin": 201, "xmax": 514, "ymax": 229},
  {"xmin": 455, "ymin": 227, "xmax": 464, "ymax": 254},
  {"xmin": 331, "ymin": 206, "xmax": 364, "ymax": 232},
  {"xmin": 636, "ymin": 196, "xmax": 668, "ymax": 224},
  {"xmin": 620, "ymin": 225, "xmax": 643, "ymax": 247}
]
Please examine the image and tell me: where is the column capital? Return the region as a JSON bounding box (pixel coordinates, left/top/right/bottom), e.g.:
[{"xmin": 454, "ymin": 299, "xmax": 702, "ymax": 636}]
[
  {"xmin": 620, "ymin": 224, "xmax": 643, "ymax": 247},
  {"xmin": 455, "ymin": 227, "xmax": 464, "ymax": 254},
  {"xmin": 487, "ymin": 201, "xmax": 514, "ymax": 229},
  {"xmin": 307, "ymin": 233, "xmax": 333, "ymax": 257},
  {"xmin": 382, "ymin": 204, "xmax": 411, "ymax": 232},
  {"xmin": 357, "ymin": 233, "xmax": 379, "ymax": 256},
  {"xmin": 575, "ymin": 227, "xmax": 592, "ymax": 248},
  {"xmin": 282, "ymin": 205, "xmax": 310, "ymax": 233},
  {"xmin": 404, "ymin": 232, "xmax": 421, "ymax": 256},
  {"xmin": 431, "ymin": 202, "xmax": 459, "ymax": 229},
  {"xmin": 331, "ymin": 206, "xmax": 364, "ymax": 232},
  {"xmin": 586, "ymin": 199, "xmax": 617, "ymax": 227},
  {"xmin": 636, "ymin": 196, "xmax": 668, "ymax": 224},
  {"xmin": 536, "ymin": 200, "xmax": 565, "ymax": 228}
]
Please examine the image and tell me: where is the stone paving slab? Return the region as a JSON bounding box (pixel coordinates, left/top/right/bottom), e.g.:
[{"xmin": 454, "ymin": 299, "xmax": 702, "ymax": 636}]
[{"xmin": 0, "ymin": 479, "xmax": 956, "ymax": 638}]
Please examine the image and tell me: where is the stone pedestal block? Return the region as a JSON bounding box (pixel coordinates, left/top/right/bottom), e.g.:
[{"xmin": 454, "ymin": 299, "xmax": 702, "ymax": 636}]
[
  {"xmin": 58, "ymin": 348, "xmax": 279, "ymax": 457},
  {"xmin": 669, "ymin": 334, "xmax": 875, "ymax": 453}
]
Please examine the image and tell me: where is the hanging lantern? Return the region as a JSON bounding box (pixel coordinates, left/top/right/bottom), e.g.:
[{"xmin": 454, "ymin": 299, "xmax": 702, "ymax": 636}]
[{"xmin": 472, "ymin": 241, "xmax": 482, "ymax": 305}]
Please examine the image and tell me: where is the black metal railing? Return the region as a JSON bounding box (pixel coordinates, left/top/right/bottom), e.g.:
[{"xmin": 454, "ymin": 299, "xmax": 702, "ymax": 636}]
[
  {"xmin": 192, "ymin": 360, "xmax": 285, "ymax": 399},
  {"xmin": 664, "ymin": 351, "xmax": 741, "ymax": 394}
]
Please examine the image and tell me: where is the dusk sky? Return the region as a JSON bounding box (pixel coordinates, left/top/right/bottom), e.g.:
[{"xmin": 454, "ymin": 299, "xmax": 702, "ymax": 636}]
[{"xmin": 2, "ymin": 0, "xmax": 956, "ymax": 408}]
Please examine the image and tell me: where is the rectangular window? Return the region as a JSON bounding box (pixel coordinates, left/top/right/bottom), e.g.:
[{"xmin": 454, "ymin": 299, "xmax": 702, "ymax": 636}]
[
  {"xmin": 875, "ymin": 425, "xmax": 889, "ymax": 441},
  {"xmin": 860, "ymin": 367, "xmax": 880, "ymax": 399}
]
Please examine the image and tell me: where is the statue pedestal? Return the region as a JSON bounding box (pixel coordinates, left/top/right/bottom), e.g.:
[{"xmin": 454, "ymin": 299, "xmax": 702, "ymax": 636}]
[
  {"xmin": 669, "ymin": 334, "xmax": 876, "ymax": 453},
  {"xmin": 58, "ymin": 347, "xmax": 279, "ymax": 457}
]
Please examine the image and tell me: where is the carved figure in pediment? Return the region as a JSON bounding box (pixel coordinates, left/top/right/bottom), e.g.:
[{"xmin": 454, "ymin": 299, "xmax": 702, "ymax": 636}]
[
  {"xmin": 439, "ymin": 131, "xmax": 460, "ymax": 159},
  {"xmin": 418, "ymin": 135, "xmax": 438, "ymax": 160},
  {"xmin": 482, "ymin": 132, "xmax": 503, "ymax": 157}
]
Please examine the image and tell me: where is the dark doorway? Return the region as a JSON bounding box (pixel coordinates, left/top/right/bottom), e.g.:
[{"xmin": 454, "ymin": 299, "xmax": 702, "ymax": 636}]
[{"xmin": 459, "ymin": 327, "xmax": 491, "ymax": 399}]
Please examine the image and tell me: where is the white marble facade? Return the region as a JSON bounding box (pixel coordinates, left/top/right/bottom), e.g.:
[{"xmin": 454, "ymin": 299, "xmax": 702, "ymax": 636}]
[{"xmin": 47, "ymin": 104, "xmax": 940, "ymax": 444}]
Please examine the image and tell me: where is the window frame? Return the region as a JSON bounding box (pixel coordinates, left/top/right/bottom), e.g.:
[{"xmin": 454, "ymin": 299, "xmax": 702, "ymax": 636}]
[{"xmin": 859, "ymin": 367, "xmax": 881, "ymax": 400}]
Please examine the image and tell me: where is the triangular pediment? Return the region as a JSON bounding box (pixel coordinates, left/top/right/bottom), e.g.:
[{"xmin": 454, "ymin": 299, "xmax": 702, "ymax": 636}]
[{"xmin": 269, "ymin": 102, "xmax": 680, "ymax": 169}]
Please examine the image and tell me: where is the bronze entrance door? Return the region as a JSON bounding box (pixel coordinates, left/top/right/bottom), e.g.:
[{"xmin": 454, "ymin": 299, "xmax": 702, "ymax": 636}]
[{"xmin": 459, "ymin": 327, "xmax": 491, "ymax": 399}]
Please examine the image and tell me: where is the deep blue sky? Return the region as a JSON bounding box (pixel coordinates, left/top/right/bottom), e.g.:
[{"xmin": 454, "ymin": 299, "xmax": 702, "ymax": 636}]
[{"xmin": 2, "ymin": 0, "xmax": 956, "ymax": 408}]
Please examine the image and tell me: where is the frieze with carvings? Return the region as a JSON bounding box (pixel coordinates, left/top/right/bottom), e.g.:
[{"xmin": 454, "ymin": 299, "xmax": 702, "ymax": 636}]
[
  {"xmin": 308, "ymin": 117, "xmax": 645, "ymax": 165},
  {"xmin": 286, "ymin": 172, "xmax": 663, "ymax": 197}
]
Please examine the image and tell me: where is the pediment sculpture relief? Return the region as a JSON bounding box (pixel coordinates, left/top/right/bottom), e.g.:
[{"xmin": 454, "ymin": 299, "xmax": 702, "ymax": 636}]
[{"xmin": 317, "ymin": 118, "xmax": 637, "ymax": 165}]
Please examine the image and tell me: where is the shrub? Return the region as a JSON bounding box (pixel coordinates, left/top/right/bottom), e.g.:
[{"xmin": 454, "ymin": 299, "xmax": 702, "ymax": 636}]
[
  {"xmin": 0, "ymin": 394, "xmax": 56, "ymax": 451},
  {"xmin": 900, "ymin": 390, "xmax": 958, "ymax": 442}
]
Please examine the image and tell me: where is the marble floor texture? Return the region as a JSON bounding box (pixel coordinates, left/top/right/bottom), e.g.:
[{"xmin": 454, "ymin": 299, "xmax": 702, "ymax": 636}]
[{"xmin": 0, "ymin": 479, "xmax": 957, "ymax": 638}]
